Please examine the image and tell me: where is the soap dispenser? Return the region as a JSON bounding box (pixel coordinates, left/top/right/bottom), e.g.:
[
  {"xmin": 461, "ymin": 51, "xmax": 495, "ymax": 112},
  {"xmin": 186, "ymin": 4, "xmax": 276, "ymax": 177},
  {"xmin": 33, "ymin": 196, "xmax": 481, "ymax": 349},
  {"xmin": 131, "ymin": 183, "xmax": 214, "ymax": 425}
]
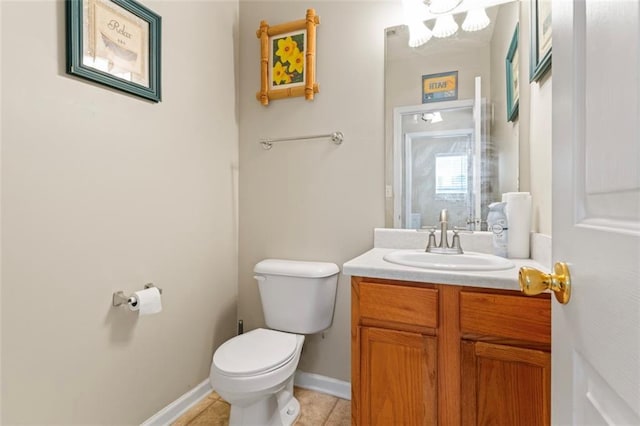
[{"xmin": 487, "ymin": 202, "xmax": 508, "ymax": 258}]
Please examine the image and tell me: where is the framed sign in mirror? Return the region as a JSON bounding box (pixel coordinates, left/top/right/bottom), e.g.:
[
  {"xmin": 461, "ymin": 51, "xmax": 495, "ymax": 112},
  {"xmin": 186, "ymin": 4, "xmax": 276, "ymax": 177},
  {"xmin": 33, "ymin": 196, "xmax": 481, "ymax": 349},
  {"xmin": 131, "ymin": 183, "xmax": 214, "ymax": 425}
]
[
  {"xmin": 422, "ymin": 71, "xmax": 458, "ymax": 104},
  {"xmin": 66, "ymin": 0, "xmax": 161, "ymax": 102},
  {"xmin": 256, "ymin": 9, "xmax": 320, "ymax": 106},
  {"xmin": 530, "ymin": 0, "xmax": 552, "ymax": 82}
]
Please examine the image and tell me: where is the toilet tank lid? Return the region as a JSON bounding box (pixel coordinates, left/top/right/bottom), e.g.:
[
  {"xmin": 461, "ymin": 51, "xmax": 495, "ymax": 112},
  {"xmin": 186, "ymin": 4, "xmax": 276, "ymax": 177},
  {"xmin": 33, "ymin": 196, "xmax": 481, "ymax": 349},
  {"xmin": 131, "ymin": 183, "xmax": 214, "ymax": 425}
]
[{"xmin": 254, "ymin": 259, "xmax": 340, "ymax": 278}]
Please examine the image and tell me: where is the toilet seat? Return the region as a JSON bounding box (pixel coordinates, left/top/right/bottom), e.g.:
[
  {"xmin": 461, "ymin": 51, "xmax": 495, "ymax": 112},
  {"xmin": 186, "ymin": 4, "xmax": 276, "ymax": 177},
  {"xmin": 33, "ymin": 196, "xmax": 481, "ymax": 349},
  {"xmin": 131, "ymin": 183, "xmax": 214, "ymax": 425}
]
[{"xmin": 213, "ymin": 328, "xmax": 298, "ymax": 377}]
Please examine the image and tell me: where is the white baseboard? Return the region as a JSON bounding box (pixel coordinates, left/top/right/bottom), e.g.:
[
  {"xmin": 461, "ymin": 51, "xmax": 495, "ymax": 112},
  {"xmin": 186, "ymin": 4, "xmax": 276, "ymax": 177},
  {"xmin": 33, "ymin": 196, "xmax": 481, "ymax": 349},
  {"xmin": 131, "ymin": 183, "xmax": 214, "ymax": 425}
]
[
  {"xmin": 141, "ymin": 371, "xmax": 351, "ymax": 425},
  {"xmin": 141, "ymin": 378, "xmax": 212, "ymax": 426},
  {"xmin": 294, "ymin": 370, "xmax": 351, "ymax": 400}
]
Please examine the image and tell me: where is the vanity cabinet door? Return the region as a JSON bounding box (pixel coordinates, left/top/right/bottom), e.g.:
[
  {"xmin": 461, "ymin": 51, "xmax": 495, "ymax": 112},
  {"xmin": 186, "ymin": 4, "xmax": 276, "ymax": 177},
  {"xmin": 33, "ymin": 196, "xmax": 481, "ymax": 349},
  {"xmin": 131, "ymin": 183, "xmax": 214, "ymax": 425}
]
[
  {"xmin": 460, "ymin": 341, "xmax": 551, "ymax": 426},
  {"xmin": 360, "ymin": 327, "xmax": 437, "ymax": 426}
]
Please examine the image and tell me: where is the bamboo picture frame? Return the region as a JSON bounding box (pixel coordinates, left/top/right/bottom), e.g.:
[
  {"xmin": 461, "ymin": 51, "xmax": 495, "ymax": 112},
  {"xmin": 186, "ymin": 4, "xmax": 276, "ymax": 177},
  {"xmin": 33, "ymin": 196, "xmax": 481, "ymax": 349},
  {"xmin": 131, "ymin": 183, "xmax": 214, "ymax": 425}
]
[{"xmin": 256, "ymin": 9, "xmax": 320, "ymax": 106}]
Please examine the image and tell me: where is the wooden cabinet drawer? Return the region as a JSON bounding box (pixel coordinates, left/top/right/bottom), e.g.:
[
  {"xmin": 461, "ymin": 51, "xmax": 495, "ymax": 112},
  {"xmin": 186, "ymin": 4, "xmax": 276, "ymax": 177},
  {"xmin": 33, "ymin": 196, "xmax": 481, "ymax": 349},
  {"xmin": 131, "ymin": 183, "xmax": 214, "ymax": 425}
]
[
  {"xmin": 359, "ymin": 281, "xmax": 438, "ymax": 328},
  {"xmin": 460, "ymin": 291, "xmax": 551, "ymax": 344}
]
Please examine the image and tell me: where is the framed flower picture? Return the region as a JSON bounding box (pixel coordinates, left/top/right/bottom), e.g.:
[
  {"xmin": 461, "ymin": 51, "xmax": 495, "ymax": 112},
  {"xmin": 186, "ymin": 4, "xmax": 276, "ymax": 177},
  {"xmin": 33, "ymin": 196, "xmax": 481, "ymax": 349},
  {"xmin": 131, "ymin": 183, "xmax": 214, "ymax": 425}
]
[{"xmin": 256, "ymin": 10, "xmax": 320, "ymax": 106}]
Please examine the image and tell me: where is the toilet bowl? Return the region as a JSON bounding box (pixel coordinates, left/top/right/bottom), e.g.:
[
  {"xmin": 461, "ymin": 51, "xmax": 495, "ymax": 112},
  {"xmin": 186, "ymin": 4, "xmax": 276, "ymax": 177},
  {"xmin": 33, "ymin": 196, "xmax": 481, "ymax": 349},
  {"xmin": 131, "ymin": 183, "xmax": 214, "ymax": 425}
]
[
  {"xmin": 211, "ymin": 328, "xmax": 305, "ymax": 426},
  {"xmin": 209, "ymin": 259, "xmax": 340, "ymax": 426}
]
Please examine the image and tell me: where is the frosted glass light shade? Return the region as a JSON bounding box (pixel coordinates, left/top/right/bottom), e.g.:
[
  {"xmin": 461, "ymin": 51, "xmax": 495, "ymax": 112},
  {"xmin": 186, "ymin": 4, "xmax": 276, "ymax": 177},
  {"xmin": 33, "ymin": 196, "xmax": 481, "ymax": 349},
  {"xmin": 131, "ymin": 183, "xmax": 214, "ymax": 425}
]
[
  {"xmin": 432, "ymin": 15, "xmax": 458, "ymax": 38},
  {"xmin": 462, "ymin": 8, "xmax": 490, "ymax": 32},
  {"xmin": 408, "ymin": 22, "xmax": 433, "ymax": 47},
  {"xmin": 427, "ymin": 0, "xmax": 463, "ymax": 14}
]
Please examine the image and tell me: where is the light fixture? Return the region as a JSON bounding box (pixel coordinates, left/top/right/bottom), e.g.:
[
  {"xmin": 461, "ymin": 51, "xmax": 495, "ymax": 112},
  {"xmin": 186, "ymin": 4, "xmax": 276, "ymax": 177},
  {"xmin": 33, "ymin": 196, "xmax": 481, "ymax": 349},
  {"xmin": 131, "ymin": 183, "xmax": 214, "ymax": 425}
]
[
  {"xmin": 425, "ymin": 0, "xmax": 463, "ymax": 15},
  {"xmin": 408, "ymin": 21, "xmax": 432, "ymax": 47},
  {"xmin": 462, "ymin": 8, "xmax": 490, "ymax": 32},
  {"xmin": 422, "ymin": 112, "xmax": 443, "ymax": 123},
  {"xmin": 403, "ymin": 0, "xmax": 432, "ymax": 47},
  {"xmin": 432, "ymin": 14, "xmax": 458, "ymax": 38}
]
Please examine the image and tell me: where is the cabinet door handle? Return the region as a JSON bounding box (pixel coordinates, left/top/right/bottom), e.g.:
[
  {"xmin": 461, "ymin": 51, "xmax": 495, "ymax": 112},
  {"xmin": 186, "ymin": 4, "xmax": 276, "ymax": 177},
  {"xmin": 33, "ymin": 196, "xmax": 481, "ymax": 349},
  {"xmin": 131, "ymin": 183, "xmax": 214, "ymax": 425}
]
[{"xmin": 519, "ymin": 262, "xmax": 572, "ymax": 304}]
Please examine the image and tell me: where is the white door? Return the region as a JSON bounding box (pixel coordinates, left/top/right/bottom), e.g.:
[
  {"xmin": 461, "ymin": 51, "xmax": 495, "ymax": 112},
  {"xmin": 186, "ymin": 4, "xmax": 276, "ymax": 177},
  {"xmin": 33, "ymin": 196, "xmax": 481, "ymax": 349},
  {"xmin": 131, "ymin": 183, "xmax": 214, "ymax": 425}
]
[{"xmin": 552, "ymin": 0, "xmax": 640, "ymax": 424}]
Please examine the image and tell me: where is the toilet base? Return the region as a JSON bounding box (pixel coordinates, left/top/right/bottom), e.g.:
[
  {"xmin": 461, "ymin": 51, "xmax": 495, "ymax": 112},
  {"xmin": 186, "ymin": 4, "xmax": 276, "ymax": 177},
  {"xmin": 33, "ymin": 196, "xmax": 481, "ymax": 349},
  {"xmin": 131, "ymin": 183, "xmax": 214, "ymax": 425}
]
[
  {"xmin": 227, "ymin": 376, "xmax": 300, "ymax": 426},
  {"xmin": 279, "ymin": 395, "xmax": 300, "ymax": 425}
]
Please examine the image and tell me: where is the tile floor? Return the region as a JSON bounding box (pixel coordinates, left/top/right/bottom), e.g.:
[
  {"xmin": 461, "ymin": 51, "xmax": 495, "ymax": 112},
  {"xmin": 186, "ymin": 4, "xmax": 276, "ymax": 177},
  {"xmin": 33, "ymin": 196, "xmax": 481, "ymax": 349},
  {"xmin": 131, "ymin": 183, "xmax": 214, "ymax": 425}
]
[{"xmin": 172, "ymin": 387, "xmax": 351, "ymax": 426}]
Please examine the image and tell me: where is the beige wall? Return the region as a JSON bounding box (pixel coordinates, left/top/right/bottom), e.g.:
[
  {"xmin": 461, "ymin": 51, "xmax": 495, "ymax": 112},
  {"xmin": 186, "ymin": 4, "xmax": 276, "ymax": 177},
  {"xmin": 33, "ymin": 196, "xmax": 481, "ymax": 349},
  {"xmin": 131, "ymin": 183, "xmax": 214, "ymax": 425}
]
[
  {"xmin": 238, "ymin": 1, "xmax": 400, "ymax": 382},
  {"xmin": 519, "ymin": 0, "xmax": 552, "ymax": 235},
  {"xmin": 386, "ymin": 45, "xmax": 492, "ymax": 106},
  {"xmin": 1, "ymin": 1, "xmax": 239, "ymax": 423},
  {"xmin": 489, "ymin": 2, "xmax": 520, "ymax": 197},
  {"xmin": 528, "ymin": 76, "xmax": 552, "ymax": 235}
]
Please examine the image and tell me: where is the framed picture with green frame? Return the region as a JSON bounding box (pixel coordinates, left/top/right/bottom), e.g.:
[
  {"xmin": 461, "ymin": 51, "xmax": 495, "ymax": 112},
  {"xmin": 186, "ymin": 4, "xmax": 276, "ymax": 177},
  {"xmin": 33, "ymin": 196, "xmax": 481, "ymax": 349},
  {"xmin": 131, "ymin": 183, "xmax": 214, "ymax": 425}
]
[
  {"xmin": 530, "ymin": 0, "xmax": 552, "ymax": 82},
  {"xmin": 505, "ymin": 24, "xmax": 519, "ymax": 122},
  {"xmin": 66, "ymin": 0, "xmax": 162, "ymax": 102}
]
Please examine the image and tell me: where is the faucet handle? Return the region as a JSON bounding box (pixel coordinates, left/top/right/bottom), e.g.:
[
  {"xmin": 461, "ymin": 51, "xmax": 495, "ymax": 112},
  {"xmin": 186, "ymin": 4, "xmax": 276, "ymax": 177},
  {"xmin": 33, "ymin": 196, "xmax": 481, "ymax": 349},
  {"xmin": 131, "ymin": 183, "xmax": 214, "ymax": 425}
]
[
  {"xmin": 425, "ymin": 228, "xmax": 438, "ymax": 252},
  {"xmin": 450, "ymin": 232, "xmax": 464, "ymax": 254},
  {"xmin": 418, "ymin": 225, "xmax": 437, "ymax": 233}
]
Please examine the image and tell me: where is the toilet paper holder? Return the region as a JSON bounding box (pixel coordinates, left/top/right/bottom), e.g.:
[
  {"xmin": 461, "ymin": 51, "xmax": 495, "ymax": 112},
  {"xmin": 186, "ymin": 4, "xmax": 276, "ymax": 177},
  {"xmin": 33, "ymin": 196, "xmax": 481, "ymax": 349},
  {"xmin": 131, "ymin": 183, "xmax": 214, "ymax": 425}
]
[{"xmin": 112, "ymin": 283, "xmax": 163, "ymax": 307}]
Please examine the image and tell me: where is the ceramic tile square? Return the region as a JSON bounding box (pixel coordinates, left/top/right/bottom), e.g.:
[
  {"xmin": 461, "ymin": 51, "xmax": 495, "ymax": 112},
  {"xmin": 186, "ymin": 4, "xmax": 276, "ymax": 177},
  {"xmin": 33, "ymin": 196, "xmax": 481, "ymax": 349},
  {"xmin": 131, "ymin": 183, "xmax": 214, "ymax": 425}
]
[
  {"xmin": 293, "ymin": 387, "xmax": 338, "ymax": 426},
  {"xmin": 187, "ymin": 399, "xmax": 230, "ymax": 426},
  {"xmin": 171, "ymin": 395, "xmax": 217, "ymax": 426},
  {"xmin": 324, "ymin": 398, "xmax": 351, "ymax": 426}
]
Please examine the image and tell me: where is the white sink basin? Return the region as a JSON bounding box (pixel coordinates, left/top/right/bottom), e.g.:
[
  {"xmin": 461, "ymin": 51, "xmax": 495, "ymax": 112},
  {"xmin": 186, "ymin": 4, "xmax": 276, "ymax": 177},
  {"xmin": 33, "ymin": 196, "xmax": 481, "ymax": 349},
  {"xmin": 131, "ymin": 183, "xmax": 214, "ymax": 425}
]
[{"xmin": 383, "ymin": 250, "xmax": 515, "ymax": 271}]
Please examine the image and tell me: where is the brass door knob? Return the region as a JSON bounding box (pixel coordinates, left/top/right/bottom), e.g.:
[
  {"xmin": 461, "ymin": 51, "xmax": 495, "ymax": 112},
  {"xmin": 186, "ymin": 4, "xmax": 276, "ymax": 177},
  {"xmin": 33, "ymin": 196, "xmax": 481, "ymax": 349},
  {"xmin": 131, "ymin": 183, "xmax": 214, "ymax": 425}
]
[{"xmin": 519, "ymin": 262, "xmax": 571, "ymax": 304}]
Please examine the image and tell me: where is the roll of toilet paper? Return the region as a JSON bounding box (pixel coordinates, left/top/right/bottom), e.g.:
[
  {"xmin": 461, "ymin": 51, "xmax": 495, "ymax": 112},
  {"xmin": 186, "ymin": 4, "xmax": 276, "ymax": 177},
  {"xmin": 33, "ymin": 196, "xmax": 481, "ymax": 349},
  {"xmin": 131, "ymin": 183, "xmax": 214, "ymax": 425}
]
[
  {"xmin": 128, "ymin": 287, "xmax": 162, "ymax": 315},
  {"xmin": 502, "ymin": 192, "xmax": 532, "ymax": 259}
]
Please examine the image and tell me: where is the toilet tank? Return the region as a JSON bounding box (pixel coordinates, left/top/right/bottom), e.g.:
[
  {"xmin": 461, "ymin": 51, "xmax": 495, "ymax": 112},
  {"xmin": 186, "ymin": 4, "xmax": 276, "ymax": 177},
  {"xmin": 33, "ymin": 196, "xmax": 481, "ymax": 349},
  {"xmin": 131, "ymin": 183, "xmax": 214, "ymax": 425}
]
[{"xmin": 254, "ymin": 259, "xmax": 340, "ymax": 334}]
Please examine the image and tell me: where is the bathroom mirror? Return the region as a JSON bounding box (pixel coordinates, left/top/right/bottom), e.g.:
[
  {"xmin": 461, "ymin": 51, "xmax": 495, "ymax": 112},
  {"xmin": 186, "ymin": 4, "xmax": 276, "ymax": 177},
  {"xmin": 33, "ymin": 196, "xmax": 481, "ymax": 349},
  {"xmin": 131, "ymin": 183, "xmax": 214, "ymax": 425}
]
[{"xmin": 384, "ymin": 1, "xmax": 522, "ymax": 229}]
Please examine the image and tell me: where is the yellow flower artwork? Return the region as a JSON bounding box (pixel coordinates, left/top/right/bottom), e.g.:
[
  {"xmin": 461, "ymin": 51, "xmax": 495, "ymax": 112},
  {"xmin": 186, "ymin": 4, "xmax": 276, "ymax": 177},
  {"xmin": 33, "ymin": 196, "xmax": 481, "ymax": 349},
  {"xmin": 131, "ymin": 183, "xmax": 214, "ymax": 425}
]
[
  {"xmin": 256, "ymin": 9, "xmax": 319, "ymax": 105},
  {"xmin": 275, "ymin": 36, "xmax": 297, "ymax": 64},
  {"xmin": 288, "ymin": 48, "xmax": 304, "ymax": 74},
  {"xmin": 272, "ymin": 32, "xmax": 305, "ymax": 86},
  {"xmin": 272, "ymin": 62, "xmax": 291, "ymax": 85}
]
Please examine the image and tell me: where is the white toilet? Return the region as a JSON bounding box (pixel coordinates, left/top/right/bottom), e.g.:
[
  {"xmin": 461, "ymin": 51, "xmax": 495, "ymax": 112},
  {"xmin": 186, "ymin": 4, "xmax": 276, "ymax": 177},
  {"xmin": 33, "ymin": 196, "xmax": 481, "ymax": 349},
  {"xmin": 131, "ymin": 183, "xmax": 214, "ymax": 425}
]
[{"xmin": 210, "ymin": 259, "xmax": 340, "ymax": 426}]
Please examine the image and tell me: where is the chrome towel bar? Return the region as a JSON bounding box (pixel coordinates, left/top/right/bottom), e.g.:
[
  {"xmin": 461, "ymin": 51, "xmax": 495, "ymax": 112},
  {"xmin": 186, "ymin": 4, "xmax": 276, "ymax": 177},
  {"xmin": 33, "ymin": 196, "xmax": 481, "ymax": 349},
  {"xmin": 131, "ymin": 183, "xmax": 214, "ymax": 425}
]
[{"xmin": 259, "ymin": 131, "xmax": 343, "ymax": 150}]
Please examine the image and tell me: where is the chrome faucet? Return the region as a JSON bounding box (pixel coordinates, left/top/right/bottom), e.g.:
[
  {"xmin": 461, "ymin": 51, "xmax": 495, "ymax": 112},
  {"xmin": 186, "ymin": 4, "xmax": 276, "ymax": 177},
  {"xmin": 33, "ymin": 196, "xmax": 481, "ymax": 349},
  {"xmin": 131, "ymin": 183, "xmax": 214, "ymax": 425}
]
[
  {"xmin": 425, "ymin": 209, "xmax": 465, "ymax": 254},
  {"xmin": 438, "ymin": 209, "xmax": 451, "ymax": 249}
]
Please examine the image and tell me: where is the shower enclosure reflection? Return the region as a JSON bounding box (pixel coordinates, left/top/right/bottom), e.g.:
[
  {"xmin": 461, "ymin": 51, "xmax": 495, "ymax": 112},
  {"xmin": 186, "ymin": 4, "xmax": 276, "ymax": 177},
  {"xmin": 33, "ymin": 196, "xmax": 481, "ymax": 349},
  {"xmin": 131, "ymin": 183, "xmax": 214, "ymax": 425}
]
[{"xmin": 394, "ymin": 82, "xmax": 496, "ymax": 229}]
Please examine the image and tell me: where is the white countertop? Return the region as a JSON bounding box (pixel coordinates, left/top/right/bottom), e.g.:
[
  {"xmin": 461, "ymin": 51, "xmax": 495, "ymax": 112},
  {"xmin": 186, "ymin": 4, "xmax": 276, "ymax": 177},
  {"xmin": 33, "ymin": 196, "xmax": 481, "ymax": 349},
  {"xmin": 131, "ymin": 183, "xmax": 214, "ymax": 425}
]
[{"xmin": 342, "ymin": 248, "xmax": 548, "ymax": 292}]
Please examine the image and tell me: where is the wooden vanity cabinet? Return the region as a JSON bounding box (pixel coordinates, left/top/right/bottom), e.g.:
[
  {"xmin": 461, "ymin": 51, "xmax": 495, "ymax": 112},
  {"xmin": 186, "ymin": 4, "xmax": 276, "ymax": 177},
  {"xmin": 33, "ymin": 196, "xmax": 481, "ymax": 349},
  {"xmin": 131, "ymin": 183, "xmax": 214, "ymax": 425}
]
[{"xmin": 351, "ymin": 277, "xmax": 551, "ymax": 426}]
